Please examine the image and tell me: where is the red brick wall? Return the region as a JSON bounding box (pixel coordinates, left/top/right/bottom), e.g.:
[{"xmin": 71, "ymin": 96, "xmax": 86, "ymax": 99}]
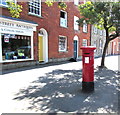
[
  {"xmin": 1, "ymin": 2, "xmax": 91, "ymax": 61},
  {"xmin": 111, "ymin": 37, "xmax": 120, "ymax": 55}
]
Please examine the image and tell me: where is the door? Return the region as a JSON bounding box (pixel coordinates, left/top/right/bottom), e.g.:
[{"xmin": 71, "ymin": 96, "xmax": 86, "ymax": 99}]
[
  {"xmin": 38, "ymin": 36, "xmax": 44, "ymax": 62},
  {"xmin": 74, "ymin": 40, "xmax": 77, "ymax": 59}
]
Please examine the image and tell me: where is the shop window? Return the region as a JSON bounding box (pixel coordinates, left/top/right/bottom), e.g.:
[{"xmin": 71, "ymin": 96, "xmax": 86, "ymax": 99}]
[
  {"xmin": 0, "ymin": 0, "xmax": 16, "ymax": 6},
  {"xmin": 82, "ymin": 39, "xmax": 87, "ymax": 46},
  {"xmin": 29, "ymin": 0, "xmax": 41, "ymax": 16},
  {"xmin": 2, "ymin": 34, "xmax": 31, "ymax": 61},
  {"xmin": 74, "ymin": 16, "xmax": 79, "ymax": 30},
  {"xmin": 59, "ymin": 36, "xmax": 67, "ymax": 52},
  {"xmin": 60, "ymin": 10, "xmax": 67, "ymax": 28}
]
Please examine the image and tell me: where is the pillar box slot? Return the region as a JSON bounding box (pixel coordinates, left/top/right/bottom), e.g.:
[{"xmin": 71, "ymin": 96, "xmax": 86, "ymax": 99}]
[{"xmin": 80, "ymin": 46, "xmax": 96, "ymax": 92}]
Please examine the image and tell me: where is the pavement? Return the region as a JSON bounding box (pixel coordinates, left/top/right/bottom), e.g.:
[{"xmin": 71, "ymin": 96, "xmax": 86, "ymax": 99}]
[{"xmin": 0, "ymin": 55, "xmax": 119, "ymax": 114}]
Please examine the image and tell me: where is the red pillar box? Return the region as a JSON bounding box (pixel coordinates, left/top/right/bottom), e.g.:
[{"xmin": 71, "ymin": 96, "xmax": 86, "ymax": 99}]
[{"xmin": 80, "ymin": 46, "xmax": 96, "ymax": 92}]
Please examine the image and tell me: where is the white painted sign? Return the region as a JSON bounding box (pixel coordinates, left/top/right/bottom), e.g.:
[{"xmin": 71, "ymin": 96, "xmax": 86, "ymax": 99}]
[
  {"xmin": 0, "ymin": 27, "xmax": 33, "ymax": 36},
  {"xmin": 0, "ymin": 21, "xmax": 34, "ymax": 30},
  {"xmin": 0, "ymin": 17, "xmax": 38, "ymax": 32},
  {"xmin": 85, "ymin": 57, "xmax": 89, "ymax": 63}
]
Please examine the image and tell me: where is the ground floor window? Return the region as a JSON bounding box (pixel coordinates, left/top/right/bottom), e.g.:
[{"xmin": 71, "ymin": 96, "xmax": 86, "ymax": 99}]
[
  {"xmin": 59, "ymin": 36, "xmax": 67, "ymax": 52},
  {"xmin": 82, "ymin": 39, "xmax": 87, "ymax": 46},
  {"xmin": 1, "ymin": 33, "xmax": 31, "ymax": 61}
]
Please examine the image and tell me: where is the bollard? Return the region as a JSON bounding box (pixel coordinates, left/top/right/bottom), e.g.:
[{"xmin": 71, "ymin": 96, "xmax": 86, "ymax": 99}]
[{"xmin": 80, "ymin": 46, "xmax": 96, "ymax": 92}]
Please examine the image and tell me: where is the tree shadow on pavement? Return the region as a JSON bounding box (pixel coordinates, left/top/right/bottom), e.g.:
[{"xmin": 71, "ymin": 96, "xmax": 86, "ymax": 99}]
[{"xmin": 13, "ymin": 68, "xmax": 119, "ymax": 113}]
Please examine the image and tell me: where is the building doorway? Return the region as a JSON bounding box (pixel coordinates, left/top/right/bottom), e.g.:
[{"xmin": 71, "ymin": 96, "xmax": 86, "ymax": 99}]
[
  {"xmin": 73, "ymin": 36, "xmax": 79, "ymax": 60},
  {"xmin": 38, "ymin": 28, "xmax": 48, "ymax": 63}
]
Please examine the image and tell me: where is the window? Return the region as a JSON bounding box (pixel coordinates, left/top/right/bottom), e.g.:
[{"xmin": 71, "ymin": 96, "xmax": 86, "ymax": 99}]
[
  {"xmin": 93, "ymin": 26, "xmax": 98, "ymax": 34},
  {"xmin": 2, "ymin": 33, "xmax": 31, "ymax": 61},
  {"xmin": 60, "ymin": 10, "xmax": 67, "ymax": 27},
  {"xmin": 99, "ymin": 30, "xmax": 103, "ymax": 36},
  {"xmin": 0, "ymin": 0, "xmax": 15, "ymax": 6},
  {"xmin": 59, "ymin": 36, "xmax": 67, "ymax": 52},
  {"xmin": 103, "ymin": 30, "xmax": 106, "ymax": 36},
  {"xmin": 74, "ymin": 0, "xmax": 79, "ymax": 5},
  {"xmin": 83, "ymin": 22, "xmax": 88, "ymax": 33},
  {"xmin": 74, "ymin": 16, "xmax": 79, "ymax": 30},
  {"xmin": 99, "ymin": 40, "xmax": 103, "ymax": 48},
  {"xmin": 29, "ymin": 0, "xmax": 41, "ymax": 16},
  {"xmin": 82, "ymin": 39, "xmax": 87, "ymax": 46}
]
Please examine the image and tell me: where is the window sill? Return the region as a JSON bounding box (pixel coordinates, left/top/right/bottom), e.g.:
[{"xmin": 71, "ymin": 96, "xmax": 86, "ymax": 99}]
[
  {"xmin": 28, "ymin": 12, "xmax": 43, "ymax": 18},
  {"xmin": 59, "ymin": 51, "xmax": 68, "ymax": 53},
  {"xmin": 83, "ymin": 31, "xmax": 88, "ymax": 33},
  {"xmin": 1, "ymin": 58, "xmax": 34, "ymax": 63},
  {"xmin": 74, "ymin": 29, "xmax": 80, "ymax": 32},
  {"xmin": 60, "ymin": 26, "xmax": 68, "ymax": 29}
]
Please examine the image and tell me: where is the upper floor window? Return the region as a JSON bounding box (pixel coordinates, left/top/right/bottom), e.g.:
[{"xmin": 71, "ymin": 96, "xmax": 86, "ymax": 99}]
[
  {"xmin": 29, "ymin": 0, "xmax": 41, "ymax": 16},
  {"xmin": 60, "ymin": 10, "xmax": 67, "ymax": 28},
  {"xmin": 83, "ymin": 21, "xmax": 88, "ymax": 33},
  {"xmin": 93, "ymin": 26, "xmax": 98, "ymax": 34},
  {"xmin": 0, "ymin": 0, "xmax": 16, "ymax": 7},
  {"xmin": 74, "ymin": 0, "xmax": 79, "ymax": 5},
  {"xmin": 74, "ymin": 16, "xmax": 79, "ymax": 30},
  {"xmin": 99, "ymin": 30, "xmax": 103, "ymax": 36}
]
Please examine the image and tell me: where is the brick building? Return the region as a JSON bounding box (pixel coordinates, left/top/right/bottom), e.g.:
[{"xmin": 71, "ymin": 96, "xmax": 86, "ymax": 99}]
[
  {"xmin": 0, "ymin": 0, "xmax": 91, "ymax": 70},
  {"xmin": 107, "ymin": 37, "xmax": 120, "ymax": 55},
  {"xmin": 91, "ymin": 25, "xmax": 106, "ymax": 57}
]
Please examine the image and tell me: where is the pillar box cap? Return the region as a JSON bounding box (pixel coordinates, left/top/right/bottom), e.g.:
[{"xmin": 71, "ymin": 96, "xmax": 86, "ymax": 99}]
[{"xmin": 80, "ymin": 46, "xmax": 96, "ymax": 50}]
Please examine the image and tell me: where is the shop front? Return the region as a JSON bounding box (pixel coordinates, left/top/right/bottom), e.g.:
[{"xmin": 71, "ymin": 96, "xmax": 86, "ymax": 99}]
[{"xmin": 0, "ymin": 16, "xmax": 38, "ymax": 69}]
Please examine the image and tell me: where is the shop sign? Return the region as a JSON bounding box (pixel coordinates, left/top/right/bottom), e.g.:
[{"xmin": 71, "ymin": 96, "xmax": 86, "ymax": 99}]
[
  {"xmin": 0, "ymin": 27, "xmax": 33, "ymax": 36},
  {"xmin": 0, "ymin": 20, "xmax": 36, "ymax": 31},
  {"xmin": 4, "ymin": 34, "xmax": 10, "ymax": 43}
]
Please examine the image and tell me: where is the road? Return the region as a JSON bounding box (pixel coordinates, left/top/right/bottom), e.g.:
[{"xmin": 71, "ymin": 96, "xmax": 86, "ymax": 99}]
[{"xmin": 0, "ymin": 55, "xmax": 119, "ymax": 114}]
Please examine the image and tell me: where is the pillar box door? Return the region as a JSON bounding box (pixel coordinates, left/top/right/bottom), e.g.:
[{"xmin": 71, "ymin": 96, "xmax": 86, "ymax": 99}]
[{"xmin": 80, "ymin": 46, "xmax": 96, "ymax": 92}]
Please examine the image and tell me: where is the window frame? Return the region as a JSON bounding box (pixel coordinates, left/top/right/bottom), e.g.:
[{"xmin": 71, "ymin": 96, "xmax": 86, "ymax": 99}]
[
  {"xmin": 58, "ymin": 35, "xmax": 67, "ymax": 52},
  {"xmin": 74, "ymin": 16, "xmax": 79, "ymax": 30},
  {"xmin": 28, "ymin": 0, "xmax": 41, "ymax": 17},
  {"xmin": 0, "ymin": 0, "xmax": 16, "ymax": 7},
  {"xmin": 93, "ymin": 26, "xmax": 98, "ymax": 34},
  {"xmin": 74, "ymin": 0, "xmax": 79, "ymax": 5},
  {"xmin": 82, "ymin": 39, "xmax": 87, "ymax": 46},
  {"xmin": 60, "ymin": 10, "xmax": 67, "ymax": 28},
  {"xmin": 1, "ymin": 33, "xmax": 33, "ymax": 62},
  {"xmin": 83, "ymin": 22, "xmax": 88, "ymax": 33}
]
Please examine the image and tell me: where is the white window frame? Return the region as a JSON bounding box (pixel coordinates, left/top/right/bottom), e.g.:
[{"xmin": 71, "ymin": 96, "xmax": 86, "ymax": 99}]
[
  {"xmin": 0, "ymin": 33, "xmax": 34, "ymax": 63},
  {"xmin": 99, "ymin": 30, "xmax": 103, "ymax": 36},
  {"xmin": 59, "ymin": 36, "xmax": 67, "ymax": 52},
  {"xmin": 29, "ymin": 0, "xmax": 41, "ymax": 17},
  {"xmin": 82, "ymin": 39, "xmax": 87, "ymax": 46},
  {"xmin": 60, "ymin": 10, "xmax": 67, "ymax": 28},
  {"xmin": 74, "ymin": 0, "xmax": 79, "ymax": 5},
  {"xmin": 74, "ymin": 16, "xmax": 79, "ymax": 30},
  {"xmin": 0, "ymin": 0, "xmax": 16, "ymax": 7},
  {"xmin": 93, "ymin": 26, "xmax": 98, "ymax": 34},
  {"xmin": 83, "ymin": 22, "xmax": 88, "ymax": 33}
]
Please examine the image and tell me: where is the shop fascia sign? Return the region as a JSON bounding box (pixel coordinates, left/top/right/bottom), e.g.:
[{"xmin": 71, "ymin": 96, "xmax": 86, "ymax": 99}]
[{"xmin": 0, "ymin": 18, "xmax": 37, "ymax": 31}]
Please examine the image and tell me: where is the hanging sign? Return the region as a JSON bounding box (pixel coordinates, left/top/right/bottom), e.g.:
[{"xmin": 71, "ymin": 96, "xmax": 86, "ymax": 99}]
[{"xmin": 4, "ymin": 34, "xmax": 10, "ymax": 43}]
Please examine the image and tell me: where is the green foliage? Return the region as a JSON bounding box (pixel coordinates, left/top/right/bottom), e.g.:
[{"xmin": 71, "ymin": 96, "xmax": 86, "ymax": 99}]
[
  {"xmin": 45, "ymin": 0, "xmax": 67, "ymax": 10},
  {"xmin": 58, "ymin": 2, "xmax": 67, "ymax": 10},
  {"xmin": 78, "ymin": 1, "xmax": 120, "ymax": 32},
  {"xmin": 45, "ymin": 0, "xmax": 54, "ymax": 7},
  {"xmin": 6, "ymin": 0, "xmax": 22, "ymax": 18}
]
